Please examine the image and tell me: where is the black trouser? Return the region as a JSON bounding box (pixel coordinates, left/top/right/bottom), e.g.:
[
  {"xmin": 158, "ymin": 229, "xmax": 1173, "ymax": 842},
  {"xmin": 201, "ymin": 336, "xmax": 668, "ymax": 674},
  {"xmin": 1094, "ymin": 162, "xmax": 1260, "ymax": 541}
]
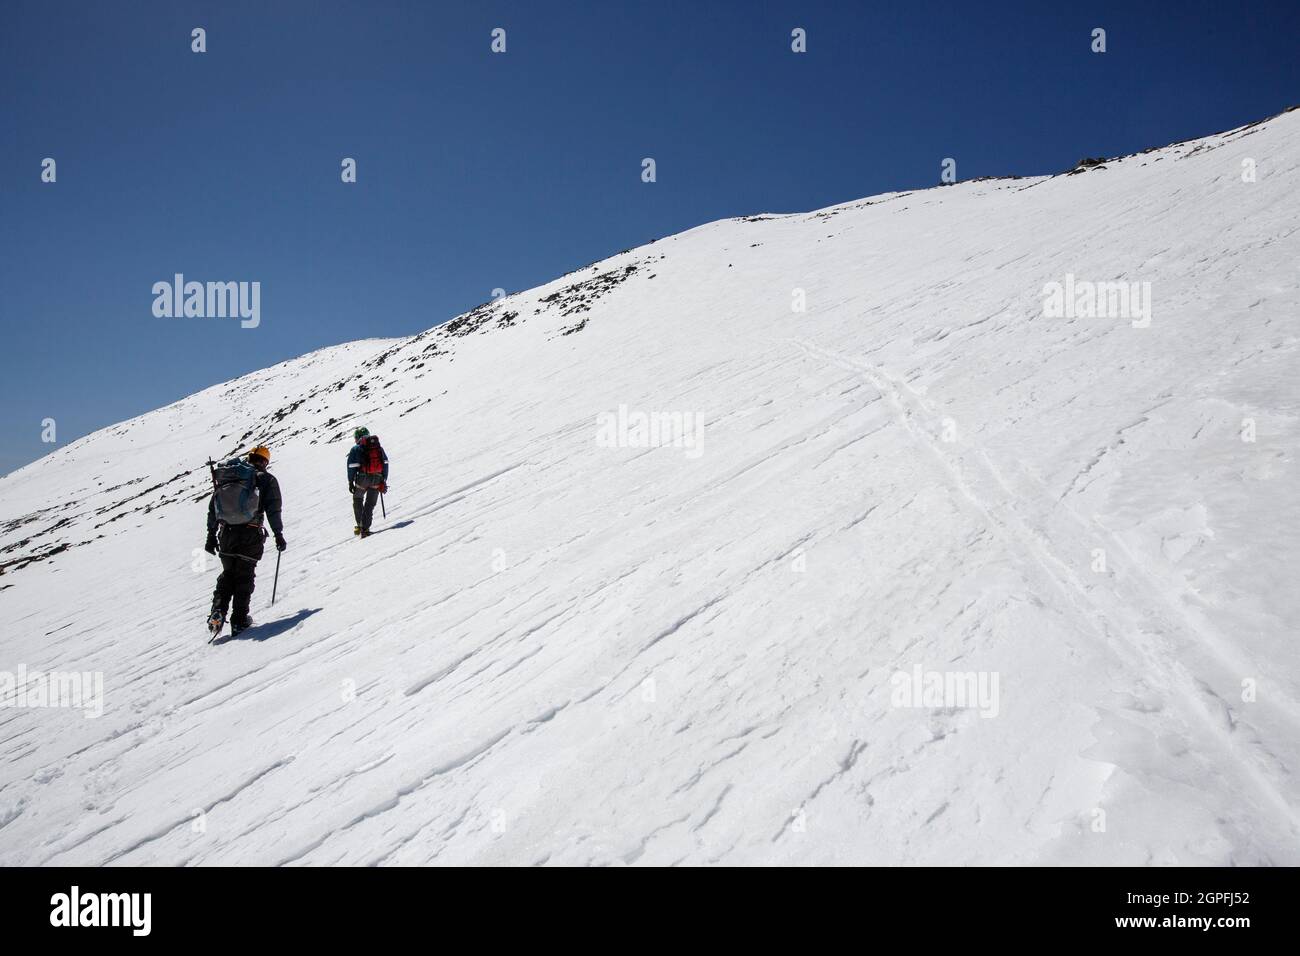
[
  {"xmin": 211, "ymin": 524, "xmax": 265, "ymax": 626},
  {"xmin": 353, "ymin": 483, "xmax": 380, "ymax": 531}
]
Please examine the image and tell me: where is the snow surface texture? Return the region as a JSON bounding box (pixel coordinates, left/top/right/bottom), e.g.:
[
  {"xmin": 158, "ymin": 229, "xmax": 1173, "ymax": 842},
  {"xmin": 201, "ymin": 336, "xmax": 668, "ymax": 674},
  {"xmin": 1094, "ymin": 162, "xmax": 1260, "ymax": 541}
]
[{"xmin": 1, "ymin": 111, "xmax": 1297, "ymax": 866}]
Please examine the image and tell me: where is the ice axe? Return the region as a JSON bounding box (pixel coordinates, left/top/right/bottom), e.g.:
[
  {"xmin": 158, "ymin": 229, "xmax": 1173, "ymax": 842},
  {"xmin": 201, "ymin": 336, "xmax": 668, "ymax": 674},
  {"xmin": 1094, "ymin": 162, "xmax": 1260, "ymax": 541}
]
[{"xmin": 271, "ymin": 550, "xmax": 281, "ymax": 606}]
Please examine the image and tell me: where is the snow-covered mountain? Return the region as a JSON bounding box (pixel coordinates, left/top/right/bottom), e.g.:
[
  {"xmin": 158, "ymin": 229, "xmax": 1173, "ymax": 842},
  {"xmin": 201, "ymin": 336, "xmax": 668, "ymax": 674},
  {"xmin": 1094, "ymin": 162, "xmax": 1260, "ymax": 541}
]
[{"xmin": 2, "ymin": 109, "xmax": 1297, "ymax": 866}]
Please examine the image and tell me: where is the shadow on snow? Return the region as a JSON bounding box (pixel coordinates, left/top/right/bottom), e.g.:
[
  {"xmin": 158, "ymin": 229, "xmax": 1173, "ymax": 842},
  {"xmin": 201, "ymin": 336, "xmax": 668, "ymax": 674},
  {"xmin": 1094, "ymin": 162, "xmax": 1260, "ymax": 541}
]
[{"xmin": 220, "ymin": 607, "xmax": 322, "ymax": 643}]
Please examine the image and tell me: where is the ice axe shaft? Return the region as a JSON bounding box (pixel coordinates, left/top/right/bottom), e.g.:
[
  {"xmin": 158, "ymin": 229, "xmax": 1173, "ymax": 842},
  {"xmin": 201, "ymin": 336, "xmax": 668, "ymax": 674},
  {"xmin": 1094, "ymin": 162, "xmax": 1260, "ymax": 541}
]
[
  {"xmin": 381, "ymin": 493, "xmax": 386, "ymax": 518},
  {"xmin": 271, "ymin": 550, "xmax": 281, "ymax": 605}
]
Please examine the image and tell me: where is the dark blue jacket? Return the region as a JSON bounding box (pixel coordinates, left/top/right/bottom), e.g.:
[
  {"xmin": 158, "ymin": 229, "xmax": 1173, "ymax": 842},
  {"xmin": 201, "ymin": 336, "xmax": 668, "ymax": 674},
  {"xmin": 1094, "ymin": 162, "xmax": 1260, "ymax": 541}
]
[{"xmin": 347, "ymin": 439, "xmax": 389, "ymax": 484}]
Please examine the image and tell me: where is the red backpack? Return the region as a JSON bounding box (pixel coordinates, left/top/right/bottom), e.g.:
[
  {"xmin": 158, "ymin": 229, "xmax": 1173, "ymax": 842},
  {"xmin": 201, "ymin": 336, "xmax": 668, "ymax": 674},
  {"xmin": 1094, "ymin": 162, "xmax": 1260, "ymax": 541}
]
[{"xmin": 359, "ymin": 435, "xmax": 385, "ymax": 475}]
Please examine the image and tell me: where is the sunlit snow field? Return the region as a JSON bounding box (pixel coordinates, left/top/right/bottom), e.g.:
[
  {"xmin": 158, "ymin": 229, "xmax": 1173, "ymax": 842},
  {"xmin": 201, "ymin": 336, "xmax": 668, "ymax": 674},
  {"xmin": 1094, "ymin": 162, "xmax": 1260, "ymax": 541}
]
[{"xmin": 1, "ymin": 111, "xmax": 1297, "ymax": 865}]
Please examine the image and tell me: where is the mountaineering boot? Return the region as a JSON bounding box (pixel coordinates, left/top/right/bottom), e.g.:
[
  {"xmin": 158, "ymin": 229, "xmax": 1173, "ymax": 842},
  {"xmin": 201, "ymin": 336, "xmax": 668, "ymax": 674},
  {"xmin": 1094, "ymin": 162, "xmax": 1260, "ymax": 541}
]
[
  {"xmin": 360, "ymin": 529, "xmax": 372, "ymax": 539},
  {"xmin": 231, "ymin": 618, "xmax": 253, "ymax": 637},
  {"xmin": 207, "ymin": 607, "xmax": 225, "ymax": 640},
  {"xmin": 354, "ymin": 525, "xmax": 362, "ymax": 536}
]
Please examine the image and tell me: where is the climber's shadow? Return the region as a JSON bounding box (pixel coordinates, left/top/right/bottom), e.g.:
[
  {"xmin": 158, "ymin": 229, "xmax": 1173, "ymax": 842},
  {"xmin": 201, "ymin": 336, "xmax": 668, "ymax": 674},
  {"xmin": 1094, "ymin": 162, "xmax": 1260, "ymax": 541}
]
[{"xmin": 223, "ymin": 607, "xmax": 322, "ymax": 643}]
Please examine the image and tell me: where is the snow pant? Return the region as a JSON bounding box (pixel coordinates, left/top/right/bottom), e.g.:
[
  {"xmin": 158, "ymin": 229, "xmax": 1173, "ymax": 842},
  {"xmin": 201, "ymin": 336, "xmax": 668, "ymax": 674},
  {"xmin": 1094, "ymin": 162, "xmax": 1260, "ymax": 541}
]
[
  {"xmin": 353, "ymin": 484, "xmax": 380, "ymax": 531},
  {"xmin": 211, "ymin": 524, "xmax": 265, "ymax": 627}
]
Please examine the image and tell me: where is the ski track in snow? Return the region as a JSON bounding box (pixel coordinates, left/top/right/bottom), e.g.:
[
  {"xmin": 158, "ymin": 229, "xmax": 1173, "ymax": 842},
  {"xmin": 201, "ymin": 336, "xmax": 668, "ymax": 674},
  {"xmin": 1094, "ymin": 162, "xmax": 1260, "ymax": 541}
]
[
  {"xmin": 2, "ymin": 111, "xmax": 1299, "ymax": 865},
  {"xmin": 791, "ymin": 337, "xmax": 1300, "ymax": 843}
]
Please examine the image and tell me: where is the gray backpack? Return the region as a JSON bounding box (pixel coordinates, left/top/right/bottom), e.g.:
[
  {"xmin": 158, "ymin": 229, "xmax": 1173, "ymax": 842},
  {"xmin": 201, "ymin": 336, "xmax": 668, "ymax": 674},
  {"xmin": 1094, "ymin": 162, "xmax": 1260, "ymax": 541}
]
[{"xmin": 211, "ymin": 458, "xmax": 261, "ymax": 525}]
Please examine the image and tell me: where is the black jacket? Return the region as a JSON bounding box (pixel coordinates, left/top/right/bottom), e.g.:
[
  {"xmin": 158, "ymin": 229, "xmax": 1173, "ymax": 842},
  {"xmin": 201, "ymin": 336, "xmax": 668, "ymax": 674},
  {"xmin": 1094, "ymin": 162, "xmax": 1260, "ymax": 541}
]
[{"xmin": 207, "ymin": 469, "xmax": 284, "ymax": 537}]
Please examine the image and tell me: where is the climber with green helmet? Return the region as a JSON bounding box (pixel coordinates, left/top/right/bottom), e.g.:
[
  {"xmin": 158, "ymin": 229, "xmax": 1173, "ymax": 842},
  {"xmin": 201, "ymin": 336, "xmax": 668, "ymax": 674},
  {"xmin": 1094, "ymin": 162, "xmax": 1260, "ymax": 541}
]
[{"xmin": 346, "ymin": 426, "xmax": 389, "ymax": 538}]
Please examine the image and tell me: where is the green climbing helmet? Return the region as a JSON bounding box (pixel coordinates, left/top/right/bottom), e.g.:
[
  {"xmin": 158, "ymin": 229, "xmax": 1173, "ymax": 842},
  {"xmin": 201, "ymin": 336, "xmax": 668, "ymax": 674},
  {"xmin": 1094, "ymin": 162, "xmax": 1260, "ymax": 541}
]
[{"xmin": 354, "ymin": 426, "xmax": 370, "ymax": 442}]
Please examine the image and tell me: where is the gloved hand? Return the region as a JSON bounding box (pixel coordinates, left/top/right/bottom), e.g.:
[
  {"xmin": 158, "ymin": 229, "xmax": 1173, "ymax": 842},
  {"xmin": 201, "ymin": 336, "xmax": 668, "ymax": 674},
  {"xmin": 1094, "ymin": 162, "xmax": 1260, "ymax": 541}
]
[
  {"xmin": 348, "ymin": 482, "xmax": 355, "ymax": 495},
  {"xmin": 379, "ymin": 482, "xmax": 387, "ymax": 494},
  {"xmin": 274, "ymin": 533, "xmax": 287, "ymax": 552},
  {"xmin": 204, "ymin": 534, "xmax": 218, "ymax": 555}
]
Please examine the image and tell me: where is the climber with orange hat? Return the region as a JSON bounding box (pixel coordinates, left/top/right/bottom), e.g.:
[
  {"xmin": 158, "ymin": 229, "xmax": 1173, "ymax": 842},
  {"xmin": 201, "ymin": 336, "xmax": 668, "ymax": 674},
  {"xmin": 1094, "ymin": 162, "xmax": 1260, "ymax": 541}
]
[{"xmin": 203, "ymin": 443, "xmax": 286, "ymax": 640}]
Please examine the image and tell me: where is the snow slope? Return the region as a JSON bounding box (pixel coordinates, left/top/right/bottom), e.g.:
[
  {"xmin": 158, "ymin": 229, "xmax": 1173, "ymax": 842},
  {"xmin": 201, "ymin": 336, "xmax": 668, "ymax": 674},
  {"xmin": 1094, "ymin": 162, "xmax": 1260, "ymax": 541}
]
[{"xmin": 1, "ymin": 110, "xmax": 1298, "ymax": 866}]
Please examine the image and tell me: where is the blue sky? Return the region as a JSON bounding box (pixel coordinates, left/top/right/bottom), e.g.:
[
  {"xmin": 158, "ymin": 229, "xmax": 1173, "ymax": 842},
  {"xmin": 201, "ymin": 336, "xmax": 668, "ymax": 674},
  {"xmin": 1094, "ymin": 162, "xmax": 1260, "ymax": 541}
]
[{"xmin": 2, "ymin": 0, "xmax": 1297, "ymax": 475}]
